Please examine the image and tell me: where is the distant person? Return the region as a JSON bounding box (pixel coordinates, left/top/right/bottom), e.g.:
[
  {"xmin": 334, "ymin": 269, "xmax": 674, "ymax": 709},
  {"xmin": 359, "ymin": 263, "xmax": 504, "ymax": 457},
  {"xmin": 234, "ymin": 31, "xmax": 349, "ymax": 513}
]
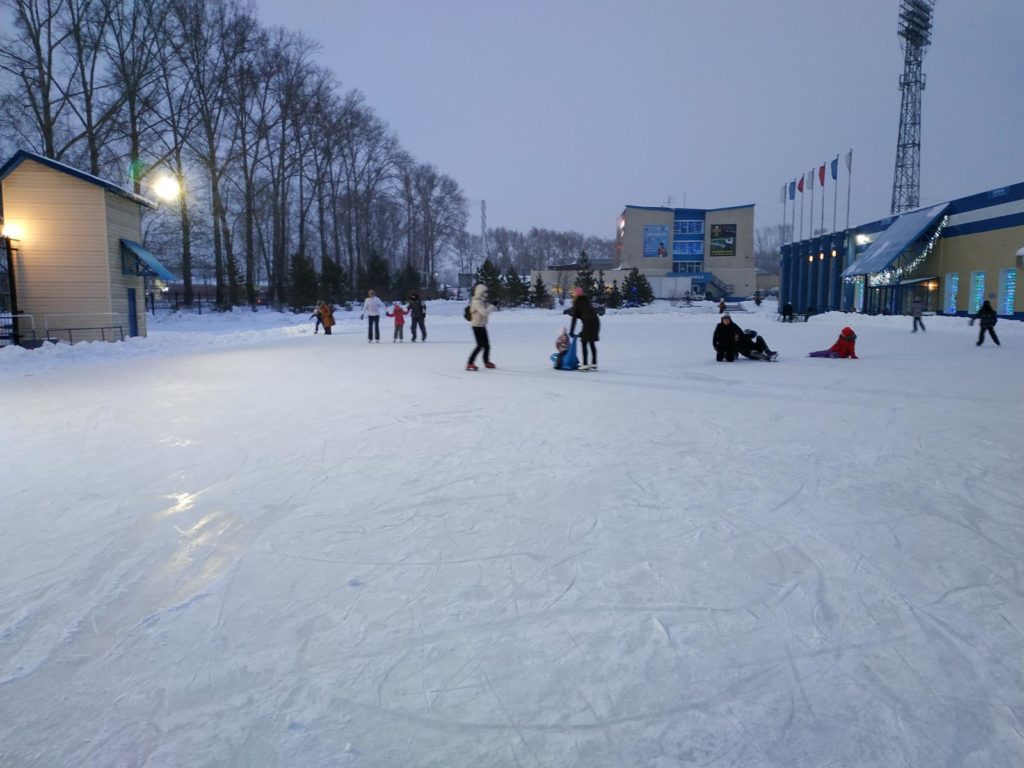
[
  {"xmin": 407, "ymin": 291, "xmax": 427, "ymax": 341},
  {"xmin": 552, "ymin": 327, "xmax": 572, "ymax": 370},
  {"xmin": 361, "ymin": 289, "xmax": 384, "ymax": 343},
  {"xmin": 718, "ymin": 298, "xmax": 727, "ymax": 315},
  {"xmin": 737, "ymin": 328, "xmax": 778, "ymax": 361},
  {"xmin": 657, "ymin": 242, "xmax": 668, "ymax": 259},
  {"xmin": 569, "ymin": 287, "xmax": 601, "ymax": 370},
  {"xmin": 970, "ymin": 300, "xmax": 1000, "ymax": 346},
  {"xmin": 809, "ymin": 327, "xmax": 858, "ymax": 359},
  {"xmin": 386, "ymin": 301, "xmax": 408, "ymax": 342},
  {"xmin": 318, "ymin": 301, "xmax": 335, "ymax": 336},
  {"xmin": 910, "ymin": 297, "xmax": 926, "ymax": 333},
  {"xmin": 712, "ymin": 313, "xmax": 742, "ymax": 362},
  {"xmin": 466, "ymin": 284, "xmax": 496, "ymax": 371},
  {"xmin": 804, "ymin": 305, "xmax": 815, "ymax": 322},
  {"xmin": 781, "ymin": 302, "xmax": 795, "ymax": 322},
  {"xmin": 311, "ymin": 302, "xmax": 324, "ymax": 334}
]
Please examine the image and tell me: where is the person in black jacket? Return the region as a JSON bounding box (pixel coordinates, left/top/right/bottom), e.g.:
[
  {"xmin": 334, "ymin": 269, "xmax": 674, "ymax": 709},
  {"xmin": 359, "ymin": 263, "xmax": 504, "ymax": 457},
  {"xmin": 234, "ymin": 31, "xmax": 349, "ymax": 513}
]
[
  {"xmin": 713, "ymin": 314, "xmax": 743, "ymax": 361},
  {"xmin": 408, "ymin": 292, "xmax": 427, "ymax": 341},
  {"xmin": 971, "ymin": 300, "xmax": 1000, "ymax": 346},
  {"xmin": 569, "ymin": 288, "xmax": 601, "ymax": 370},
  {"xmin": 736, "ymin": 328, "xmax": 778, "ymax": 360}
]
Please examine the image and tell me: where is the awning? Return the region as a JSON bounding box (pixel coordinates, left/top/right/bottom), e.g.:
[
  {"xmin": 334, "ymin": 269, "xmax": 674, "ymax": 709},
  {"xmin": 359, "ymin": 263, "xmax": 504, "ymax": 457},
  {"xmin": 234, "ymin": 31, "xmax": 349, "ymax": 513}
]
[
  {"xmin": 842, "ymin": 203, "xmax": 948, "ymax": 277},
  {"xmin": 898, "ymin": 276, "xmax": 939, "ymax": 286},
  {"xmin": 121, "ymin": 239, "xmax": 175, "ymax": 281}
]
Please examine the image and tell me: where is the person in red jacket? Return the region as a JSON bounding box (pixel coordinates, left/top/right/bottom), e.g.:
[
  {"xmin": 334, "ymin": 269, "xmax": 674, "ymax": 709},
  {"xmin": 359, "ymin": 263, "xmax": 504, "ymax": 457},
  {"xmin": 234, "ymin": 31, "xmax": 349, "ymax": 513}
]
[
  {"xmin": 809, "ymin": 326, "xmax": 858, "ymax": 358},
  {"xmin": 386, "ymin": 302, "xmax": 409, "ymax": 342}
]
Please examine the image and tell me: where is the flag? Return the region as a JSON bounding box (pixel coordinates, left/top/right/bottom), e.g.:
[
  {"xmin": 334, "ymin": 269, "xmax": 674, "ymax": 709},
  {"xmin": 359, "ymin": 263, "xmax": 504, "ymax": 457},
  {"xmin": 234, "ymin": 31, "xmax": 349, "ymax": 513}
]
[
  {"xmin": 789, "ymin": 180, "xmax": 796, "ymax": 200},
  {"xmin": 818, "ymin": 164, "xmax": 826, "ymax": 187},
  {"xmin": 830, "ymin": 156, "xmax": 839, "ymax": 180},
  {"xmin": 797, "ymin": 176, "xmax": 804, "ymax": 193},
  {"xmin": 845, "ymin": 148, "xmax": 853, "ymax": 172},
  {"xmin": 780, "ymin": 184, "xmax": 786, "ymax": 203}
]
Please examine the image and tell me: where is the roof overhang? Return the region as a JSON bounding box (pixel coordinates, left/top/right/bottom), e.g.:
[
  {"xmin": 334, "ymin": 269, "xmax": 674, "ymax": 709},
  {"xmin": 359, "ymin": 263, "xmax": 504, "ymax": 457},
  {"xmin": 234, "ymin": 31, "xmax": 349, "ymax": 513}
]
[
  {"xmin": 121, "ymin": 239, "xmax": 174, "ymax": 281},
  {"xmin": 842, "ymin": 203, "xmax": 948, "ymax": 278}
]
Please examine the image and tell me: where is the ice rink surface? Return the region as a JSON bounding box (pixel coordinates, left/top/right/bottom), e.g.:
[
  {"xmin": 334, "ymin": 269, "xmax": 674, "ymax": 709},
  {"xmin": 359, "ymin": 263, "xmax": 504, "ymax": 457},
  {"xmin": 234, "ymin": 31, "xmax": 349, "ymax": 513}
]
[{"xmin": 2, "ymin": 301, "xmax": 1022, "ymax": 767}]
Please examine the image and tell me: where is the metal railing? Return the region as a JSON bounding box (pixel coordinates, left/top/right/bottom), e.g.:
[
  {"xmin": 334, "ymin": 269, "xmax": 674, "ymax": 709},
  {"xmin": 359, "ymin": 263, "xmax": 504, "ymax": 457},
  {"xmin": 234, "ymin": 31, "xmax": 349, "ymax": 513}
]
[{"xmin": 43, "ymin": 313, "xmax": 124, "ymax": 344}]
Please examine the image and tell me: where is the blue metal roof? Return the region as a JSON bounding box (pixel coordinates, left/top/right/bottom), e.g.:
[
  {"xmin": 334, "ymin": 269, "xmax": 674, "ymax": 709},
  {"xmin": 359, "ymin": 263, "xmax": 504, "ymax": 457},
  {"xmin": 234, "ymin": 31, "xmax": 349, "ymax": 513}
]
[
  {"xmin": 122, "ymin": 239, "xmax": 175, "ymax": 281},
  {"xmin": 0, "ymin": 150, "xmax": 157, "ymax": 209},
  {"xmin": 841, "ymin": 203, "xmax": 948, "ymax": 277}
]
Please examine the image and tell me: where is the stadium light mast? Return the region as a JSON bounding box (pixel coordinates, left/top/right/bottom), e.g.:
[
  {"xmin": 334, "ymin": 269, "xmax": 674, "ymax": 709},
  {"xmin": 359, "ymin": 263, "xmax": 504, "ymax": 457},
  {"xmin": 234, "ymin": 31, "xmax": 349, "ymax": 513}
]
[{"xmin": 890, "ymin": 0, "xmax": 935, "ymax": 215}]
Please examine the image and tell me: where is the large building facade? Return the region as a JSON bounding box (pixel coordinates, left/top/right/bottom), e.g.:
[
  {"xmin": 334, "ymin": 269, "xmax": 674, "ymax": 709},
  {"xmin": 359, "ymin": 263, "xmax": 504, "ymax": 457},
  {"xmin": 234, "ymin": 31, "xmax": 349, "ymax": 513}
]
[
  {"xmin": 781, "ymin": 181, "xmax": 1023, "ymax": 319},
  {"xmin": 614, "ymin": 203, "xmax": 756, "ymax": 300}
]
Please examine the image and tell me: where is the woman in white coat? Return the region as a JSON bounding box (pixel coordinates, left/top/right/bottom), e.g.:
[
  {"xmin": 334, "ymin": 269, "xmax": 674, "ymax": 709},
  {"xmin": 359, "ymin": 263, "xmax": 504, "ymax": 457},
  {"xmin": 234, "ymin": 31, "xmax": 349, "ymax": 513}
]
[{"xmin": 466, "ymin": 284, "xmax": 496, "ymax": 370}]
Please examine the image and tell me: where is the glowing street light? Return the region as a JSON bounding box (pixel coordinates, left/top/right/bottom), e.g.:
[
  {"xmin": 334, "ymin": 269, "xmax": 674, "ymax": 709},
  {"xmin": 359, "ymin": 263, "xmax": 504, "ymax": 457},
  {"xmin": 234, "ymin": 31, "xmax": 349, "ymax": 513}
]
[{"xmin": 151, "ymin": 174, "xmax": 181, "ymax": 202}]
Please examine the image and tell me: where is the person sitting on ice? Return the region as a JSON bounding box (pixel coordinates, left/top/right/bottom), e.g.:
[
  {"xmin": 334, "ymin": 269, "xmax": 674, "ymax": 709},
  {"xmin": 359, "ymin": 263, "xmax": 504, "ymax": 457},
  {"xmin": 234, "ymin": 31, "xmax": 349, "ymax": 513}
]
[
  {"xmin": 712, "ymin": 313, "xmax": 743, "ymax": 362},
  {"xmin": 737, "ymin": 328, "xmax": 778, "ymax": 360},
  {"xmin": 809, "ymin": 326, "xmax": 858, "ymax": 359},
  {"xmin": 552, "ymin": 327, "xmax": 572, "ymax": 369},
  {"xmin": 781, "ymin": 301, "xmax": 795, "ymax": 322}
]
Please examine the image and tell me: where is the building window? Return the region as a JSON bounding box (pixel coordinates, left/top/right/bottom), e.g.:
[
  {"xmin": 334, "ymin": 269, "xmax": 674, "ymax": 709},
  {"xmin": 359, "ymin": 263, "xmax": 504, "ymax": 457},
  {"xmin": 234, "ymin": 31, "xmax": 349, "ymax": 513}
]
[
  {"xmin": 970, "ymin": 271, "xmax": 985, "ymax": 313},
  {"xmin": 673, "ymin": 220, "xmax": 704, "ymax": 236},
  {"xmin": 672, "ymin": 240, "xmax": 703, "ymax": 257},
  {"xmin": 672, "ymin": 261, "xmax": 702, "ymax": 273},
  {"xmin": 998, "ymin": 268, "xmax": 1016, "ymax": 315},
  {"xmin": 943, "ymin": 272, "xmax": 958, "ymax": 314}
]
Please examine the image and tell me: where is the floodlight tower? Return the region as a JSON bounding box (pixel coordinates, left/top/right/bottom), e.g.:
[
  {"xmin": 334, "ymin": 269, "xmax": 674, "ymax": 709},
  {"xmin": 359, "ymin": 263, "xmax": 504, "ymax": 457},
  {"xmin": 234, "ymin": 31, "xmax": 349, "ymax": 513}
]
[{"xmin": 890, "ymin": 0, "xmax": 935, "ymax": 215}]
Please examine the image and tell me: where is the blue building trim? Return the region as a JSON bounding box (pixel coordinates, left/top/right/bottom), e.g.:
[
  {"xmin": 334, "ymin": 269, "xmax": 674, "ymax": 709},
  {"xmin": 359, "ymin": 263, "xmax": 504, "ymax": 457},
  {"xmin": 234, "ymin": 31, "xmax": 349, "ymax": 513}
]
[{"xmin": 943, "ymin": 211, "xmax": 1024, "ymax": 238}]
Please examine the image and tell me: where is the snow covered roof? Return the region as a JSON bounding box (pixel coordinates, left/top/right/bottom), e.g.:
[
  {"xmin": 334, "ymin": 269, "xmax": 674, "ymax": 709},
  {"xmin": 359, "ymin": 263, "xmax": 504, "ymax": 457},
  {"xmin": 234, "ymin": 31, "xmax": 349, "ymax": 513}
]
[{"xmin": 0, "ymin": 150, "xmax": 158, "ymax": 209}]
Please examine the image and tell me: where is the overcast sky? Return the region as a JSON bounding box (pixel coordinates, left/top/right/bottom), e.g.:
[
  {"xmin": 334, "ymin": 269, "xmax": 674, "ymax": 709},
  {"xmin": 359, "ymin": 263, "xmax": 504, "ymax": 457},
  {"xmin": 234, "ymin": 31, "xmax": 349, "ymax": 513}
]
[{"xmin": 254, "ymin": 0, "xmax": 1024, "ymax": 240}]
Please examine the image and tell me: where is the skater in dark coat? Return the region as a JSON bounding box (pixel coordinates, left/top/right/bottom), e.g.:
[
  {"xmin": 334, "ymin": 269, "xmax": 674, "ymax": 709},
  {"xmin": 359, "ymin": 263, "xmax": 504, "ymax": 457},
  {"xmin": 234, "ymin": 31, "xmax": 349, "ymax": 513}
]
[
  {"xmin": 910, "ymin": 298, "xmax": 926, "ymax": 332},
  {"xmin": 408, "ymin": 292, "xmax": 427, "ymax": 341},
  {"xmin": 736, "ymin": 328, "xmax": 778, "ymax": 360},
  {"xmin": 781, "ymin": 302, "xmax": 795, "ymax": 322},
  {"xmin": 809, "ymin": 327, "xmax": 858, "ymax": 358},
  {"xmin": 712, "ymin": 314, "xmax": 743, "ymax": 361},
  {"xmin": 971, "ymin": 300, "xmax": 1000, "ymax": 346},
  {"xmin": 569, "ymin": 288, "xmax": 601, "ymax": 370}
]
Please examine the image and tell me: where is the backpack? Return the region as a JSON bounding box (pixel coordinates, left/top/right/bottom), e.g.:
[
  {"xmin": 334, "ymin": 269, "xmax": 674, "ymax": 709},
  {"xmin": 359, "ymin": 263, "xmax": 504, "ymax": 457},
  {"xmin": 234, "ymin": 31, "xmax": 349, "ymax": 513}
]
[{"xmin": 464, "ymin": 304, "xmax": 472, "ymax": 321}]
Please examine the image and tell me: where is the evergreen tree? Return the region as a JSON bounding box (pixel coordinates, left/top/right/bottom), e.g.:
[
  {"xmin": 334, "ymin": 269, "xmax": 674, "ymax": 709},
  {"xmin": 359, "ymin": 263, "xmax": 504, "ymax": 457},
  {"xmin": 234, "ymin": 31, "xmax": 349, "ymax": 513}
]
[
  {"xmin": 574, "ymin": 250, "xmax": 597, "ymax": 295},
  {"xmin": 596, "ymin": 269, "xmax": 607, "ymax": 301},
  {"xmin": 475, "ymin": 258, "xmax": 504, "ymax": 307},
  {"xmin": 531, "ymin": 274, "xmax": 551, "ymax": 308},
  {"xmin": 622, "ymin": 268, "xmax": 655, "ymax": 305},
  {"xmin": 320, "ymin": 256, "xmax": 348, "ymax": 306},
  {"xmin": 288, "ymin": 253, "xmax": 319, "ymax": 311},
  {"xmin": 358, "ymin": 251, "xmax": 391, "ymax": 299},
  {"xmin": 606, "ymin": 280, "xmax": 623, "ymax": 308},
  {"xmin": 392, "ymin": 261, "xmax": 421, "ymax": 298},
  {"xmin": 503, "ymin": 267, "xmax": 530, "ymax": 307}
]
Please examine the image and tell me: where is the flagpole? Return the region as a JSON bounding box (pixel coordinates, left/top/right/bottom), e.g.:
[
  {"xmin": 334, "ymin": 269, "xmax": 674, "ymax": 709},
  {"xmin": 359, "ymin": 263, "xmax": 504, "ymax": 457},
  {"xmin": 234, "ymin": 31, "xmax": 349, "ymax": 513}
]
[
  {"xmin": 791, "ymin": 181, "xmax": 796, "ymax": 248},
  {"xmin": 781, "ymin": 185, "xmax": 787, "ymax": 244},
  {"xmin": 845, "ymin": 148, "xmax": 853, "ymax": 231},
  {"xmin": 820, "ymin": 165, "xmax": 825, "ymax": 237},
  {"xmin": 833, "ymin": 156, "xmax": 839, "ymax": 233},
  {"xmin": 809, "ymin": 170, "xmax": 815, "ymax": 240},
  {"xmin": 799, "ymin": 178, "xmax": 805, "ymax": 241}
]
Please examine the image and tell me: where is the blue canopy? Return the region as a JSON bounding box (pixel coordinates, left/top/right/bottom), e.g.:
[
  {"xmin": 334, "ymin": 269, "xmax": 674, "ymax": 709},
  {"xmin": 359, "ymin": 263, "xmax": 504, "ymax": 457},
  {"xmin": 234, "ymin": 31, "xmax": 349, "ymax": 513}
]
[
  {"xmin": 121, "ymin": 239, "xmax": 175, "ymax": 281},
  {"xmin": 841, "ymin": 203, "xmax": 948, "ymax": 277}
]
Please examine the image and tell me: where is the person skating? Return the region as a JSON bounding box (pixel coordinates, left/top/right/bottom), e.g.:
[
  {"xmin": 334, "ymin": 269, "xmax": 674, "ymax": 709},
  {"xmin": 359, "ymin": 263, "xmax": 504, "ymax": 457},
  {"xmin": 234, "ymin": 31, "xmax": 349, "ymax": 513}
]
[
  {"xmin": 737, "ymin": 327, "xmax": 778, "ymax": 360},
  {"xmin": 971, "ymin": 300, "xmax": 1000, "ymax": 346},
  {"xmin": 408, "ymin": 292, "xmax": 427, "ymax": 341},
  {"xmin": 911, "ymin": 297, "xmax": 926, "ymax": 332},
  {"xmin": 361, "ymin": 289, "xmax": 384, "ymax": 342},
  {"xmin": 569, "ymin": 287, "xmax": 600, "ymax": 370},
  {"xmin": 809, "ymin": 327, "xmax": 858, "ymax": 358},
  {"xmin": 466, "ymin": 284, "xmax": 496, "ymax": 370},
  {"xmin": 318, "ymin": 301, "xmax": 335, "ymax": 336},
  {"xmin": 712, "ymin": 313, "xmax": 743, "ymax": 362},
  {"xmin": 386, "ymin": 301, "xmax": 408, "ymax": 342},
  {"xmin": 311, "ymin": 302, "xmax": 324, "ymax": 334}
]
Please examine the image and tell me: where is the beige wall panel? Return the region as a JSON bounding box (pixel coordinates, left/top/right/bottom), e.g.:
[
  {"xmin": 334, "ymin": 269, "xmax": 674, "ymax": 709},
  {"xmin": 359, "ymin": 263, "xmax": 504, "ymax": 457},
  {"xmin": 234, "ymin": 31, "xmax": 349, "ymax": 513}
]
[
  {"xmin": 105, "ymin": 193, "xmax": 147, "ymax": 336},
  {"xmin": 618, "ymin": 208, "xmax": 673, "ymax": 270},
  {"xmin": 938, "ymin": 225, "xmax": 1024, "ymax": 313}
]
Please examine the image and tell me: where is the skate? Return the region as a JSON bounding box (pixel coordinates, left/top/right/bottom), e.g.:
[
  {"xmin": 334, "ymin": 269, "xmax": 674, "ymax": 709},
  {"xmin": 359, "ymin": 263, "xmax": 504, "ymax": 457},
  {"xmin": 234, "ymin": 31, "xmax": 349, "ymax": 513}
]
[
  {"xmin": 466, "ymin": 363, "xmax": 478, "ymax": 371},
  {"xmin": 484, "ymin": 362, "xmax": 496, "ymax": 369}
]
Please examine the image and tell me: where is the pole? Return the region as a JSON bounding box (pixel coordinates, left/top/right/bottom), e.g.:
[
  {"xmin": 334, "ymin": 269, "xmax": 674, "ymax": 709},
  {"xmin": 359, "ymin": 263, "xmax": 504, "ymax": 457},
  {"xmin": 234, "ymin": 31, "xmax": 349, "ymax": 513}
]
[
  {"xmin": 833, "ymin": 156, "xmax": 839, "ymax": 234},
  {"xmin": 845, "ymin": 148, "xmax": 853, "ymax": 230},
  {"xmin": 809, "ymin": 170, "xmax": 815, "ymax": 240},
  {"xmin": 820, "ymin": 167, "xmax": 825, "ymax": 237},
  {"xmin": 791, "ymin": 183, "xmax": 796, "ymax": 248},
  {"xmin": 799, "ymin": 180, "xmax": 805, "ymax": 242}
]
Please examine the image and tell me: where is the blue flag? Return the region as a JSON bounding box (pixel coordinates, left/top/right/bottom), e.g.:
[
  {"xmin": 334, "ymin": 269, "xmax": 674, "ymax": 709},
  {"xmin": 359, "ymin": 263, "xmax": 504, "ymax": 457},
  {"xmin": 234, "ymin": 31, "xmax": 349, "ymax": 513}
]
[
  {"xmin": 788, "ymin": 180, "xmax": 796, "ymax": 200},
  {"xmin": 830, "ymin": 156, "xmax": 839, "ymax": 180}
]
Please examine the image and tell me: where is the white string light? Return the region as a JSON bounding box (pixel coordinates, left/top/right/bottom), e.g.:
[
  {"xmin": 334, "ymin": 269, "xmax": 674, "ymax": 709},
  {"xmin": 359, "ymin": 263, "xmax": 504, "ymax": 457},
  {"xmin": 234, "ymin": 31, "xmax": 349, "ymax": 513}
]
[{"xmin": 867, "ymin": 215, "xmax": 948, "ymax": 287}]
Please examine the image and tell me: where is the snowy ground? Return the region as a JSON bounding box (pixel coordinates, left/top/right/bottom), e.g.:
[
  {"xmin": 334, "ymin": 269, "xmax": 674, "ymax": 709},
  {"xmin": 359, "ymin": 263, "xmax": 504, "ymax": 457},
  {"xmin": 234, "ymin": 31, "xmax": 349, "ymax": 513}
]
[{"xmin": 2, "ymin": 300, "xmax": 1023, "ymax": 767}]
